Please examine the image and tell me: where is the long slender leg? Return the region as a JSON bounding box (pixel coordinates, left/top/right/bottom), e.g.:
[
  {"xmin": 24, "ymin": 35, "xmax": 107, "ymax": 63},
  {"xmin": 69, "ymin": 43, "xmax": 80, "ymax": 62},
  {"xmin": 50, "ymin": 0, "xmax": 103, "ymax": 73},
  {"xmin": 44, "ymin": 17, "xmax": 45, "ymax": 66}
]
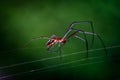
[
  {"xmin": 63, "ymin": 21, "xmax": 94, "ymax": 47},
  {"xmin": 74, "ymin": 35, "xmax": 85, "ymax": 42},
  {"xmin": 78, "ymin": 31, "xmax": 108, "ymax": 56},
  {"xmin": 81, "ymin": 31, "xmax": 89, "ymax": 58},
  {"xmin": 75, "ymin": 35, "xmax": 89, "ymax": 57},
  {"xmin": 24, "ymin": 36, "xmax": 49, "ymax": 47},
  {"xmin": 67, "ymin": 30, "xmax": 79, "ymax": 40},
  {"xmin": 68, "ymin": 28, "xmax": 107, "ymax": 56},
  {"xmin": 66, "ymin": 30, "xmax": 89, "ymax": 58}
]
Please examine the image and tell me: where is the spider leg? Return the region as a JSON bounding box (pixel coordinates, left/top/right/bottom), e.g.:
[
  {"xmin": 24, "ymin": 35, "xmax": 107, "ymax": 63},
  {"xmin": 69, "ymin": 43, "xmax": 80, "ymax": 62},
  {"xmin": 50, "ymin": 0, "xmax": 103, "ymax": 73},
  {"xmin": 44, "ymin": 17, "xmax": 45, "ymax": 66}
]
[
  {"xmin": 63, "ymin": 21, "xmax": 94, "ymax": 47},
  {"xmin": 47, "ymin": 46, "xmax": 57, "ymax": 53},
  {"xmin": 66, "ymin": 30, "xmax": 89, "ymax": 58},
  {"xmin": 67, "ymin": 30, "xmax": 79, "ymax": 39},
  {"xmin": 24, "ymin": 36, "xmax": 49, "ymax": 47},
  {"xmin": 67, "ymin": 28, "xmax": 107, "ymax": 57},
  {"xmin": 84, "ymin": 32, "xmax": 108, "ymax": 56},
  {"xmin": 74, "ymin": 35, "xmax": 85, "ymax": 42},
  {"xmin": 74, "ymin": 35, "xmax": 89, "ymax": 58}
]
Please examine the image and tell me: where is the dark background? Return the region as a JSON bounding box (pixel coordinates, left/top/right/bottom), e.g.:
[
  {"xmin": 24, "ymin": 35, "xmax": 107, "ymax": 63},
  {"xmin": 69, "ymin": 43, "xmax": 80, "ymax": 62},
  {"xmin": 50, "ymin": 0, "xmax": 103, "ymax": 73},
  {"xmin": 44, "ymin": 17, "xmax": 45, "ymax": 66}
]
[{"xmin": 0, "ymin": 0, "xmax": 120, "ymax": 80}]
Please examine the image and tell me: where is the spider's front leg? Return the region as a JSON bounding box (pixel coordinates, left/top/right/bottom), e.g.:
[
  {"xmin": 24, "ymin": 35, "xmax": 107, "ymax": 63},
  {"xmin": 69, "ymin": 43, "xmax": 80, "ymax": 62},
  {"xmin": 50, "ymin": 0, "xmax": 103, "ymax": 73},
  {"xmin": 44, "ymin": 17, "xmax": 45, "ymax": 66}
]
[
  {"xmin": 73, "ymin": 29, "xmax": 108, "ymax": 56},
  {"xmin": 24, "ymin": 36, "xmax": 50, "ymax": 47},
  {"xmin": 84, "ymin": 31, "xmax": 108, "ymax": 56}
]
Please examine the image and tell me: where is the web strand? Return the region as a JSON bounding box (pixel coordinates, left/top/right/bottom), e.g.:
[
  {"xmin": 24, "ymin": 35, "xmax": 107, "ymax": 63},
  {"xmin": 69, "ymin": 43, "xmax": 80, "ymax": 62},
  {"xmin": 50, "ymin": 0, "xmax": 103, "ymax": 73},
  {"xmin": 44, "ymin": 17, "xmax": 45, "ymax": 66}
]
[
  {"xmin": 0, "ymin": 45, "xmax": 119, "ymax": 70},
  {"xmin": 0, "ymin": 57, "xmax": 105, "ymax": 79},
  {"xmin": 0, "ymin": 45, "xmax": 119, "ymax": 79}
]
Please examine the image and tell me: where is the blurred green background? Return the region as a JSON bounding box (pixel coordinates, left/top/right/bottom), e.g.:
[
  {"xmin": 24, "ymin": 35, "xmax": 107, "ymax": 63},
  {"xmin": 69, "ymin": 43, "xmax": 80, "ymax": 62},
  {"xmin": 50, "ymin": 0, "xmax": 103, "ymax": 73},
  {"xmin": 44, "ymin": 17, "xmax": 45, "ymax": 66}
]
[{"xmin": 0, "ymin": 0, "xmax": 120, "ymax": 80}]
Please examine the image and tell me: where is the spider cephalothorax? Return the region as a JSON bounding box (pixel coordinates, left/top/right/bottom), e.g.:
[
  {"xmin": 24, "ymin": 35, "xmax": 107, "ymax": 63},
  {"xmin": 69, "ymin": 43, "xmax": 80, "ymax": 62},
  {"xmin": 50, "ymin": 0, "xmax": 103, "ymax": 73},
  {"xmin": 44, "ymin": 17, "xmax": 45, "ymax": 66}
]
[{"xmin": 46, "ymin": 35, "xmax": 66, "ymax": 50}]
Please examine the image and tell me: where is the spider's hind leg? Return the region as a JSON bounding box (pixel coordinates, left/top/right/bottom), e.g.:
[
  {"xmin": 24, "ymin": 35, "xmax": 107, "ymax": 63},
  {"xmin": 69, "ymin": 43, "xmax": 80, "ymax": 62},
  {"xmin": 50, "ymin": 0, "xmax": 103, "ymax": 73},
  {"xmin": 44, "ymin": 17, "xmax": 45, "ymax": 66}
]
[
  {"xmin": 67, "ymin": 30, "xmax": 89, "ymax": 58},
  {"xmin": 74, "ymin": 35, "xmax": 89, "ymax": 58},
  {"xmin": 84, "ymin": 32, "xmax": 108, "ymax": 56}
]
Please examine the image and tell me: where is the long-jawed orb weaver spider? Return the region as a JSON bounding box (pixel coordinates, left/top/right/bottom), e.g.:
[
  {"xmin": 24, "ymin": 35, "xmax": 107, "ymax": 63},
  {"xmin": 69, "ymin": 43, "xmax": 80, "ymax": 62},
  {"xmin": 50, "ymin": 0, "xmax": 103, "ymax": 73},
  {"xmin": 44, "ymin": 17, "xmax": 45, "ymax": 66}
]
[{"xmin": 28, "ymin": 21, "xmax": 107, "ymax": 59}]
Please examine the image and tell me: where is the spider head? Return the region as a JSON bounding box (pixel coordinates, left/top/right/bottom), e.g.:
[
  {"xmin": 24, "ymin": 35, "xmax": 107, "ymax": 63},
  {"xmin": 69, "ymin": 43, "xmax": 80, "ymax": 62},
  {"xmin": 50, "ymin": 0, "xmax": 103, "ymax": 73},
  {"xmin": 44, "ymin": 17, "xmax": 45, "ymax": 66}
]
[{"xmin": 46, "ymin": 35, "xmax": 57, "ymax": 48}]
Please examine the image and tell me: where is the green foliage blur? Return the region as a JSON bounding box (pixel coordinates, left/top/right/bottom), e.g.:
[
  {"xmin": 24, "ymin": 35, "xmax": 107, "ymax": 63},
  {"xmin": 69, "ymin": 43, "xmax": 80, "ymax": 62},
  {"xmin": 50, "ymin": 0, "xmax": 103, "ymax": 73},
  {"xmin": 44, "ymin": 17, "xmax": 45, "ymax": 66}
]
[{"xmin": 0, "ymin": 0, "xmax": 120, "ymax": 80}]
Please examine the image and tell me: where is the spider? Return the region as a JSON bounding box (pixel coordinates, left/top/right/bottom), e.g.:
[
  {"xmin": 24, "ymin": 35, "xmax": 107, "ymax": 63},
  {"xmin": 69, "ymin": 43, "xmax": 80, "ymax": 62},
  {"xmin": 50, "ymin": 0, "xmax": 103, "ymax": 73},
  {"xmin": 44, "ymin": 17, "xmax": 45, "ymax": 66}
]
[{"xmin": 28, "ymin": 21, "xmax": 107, "ymax": 59}]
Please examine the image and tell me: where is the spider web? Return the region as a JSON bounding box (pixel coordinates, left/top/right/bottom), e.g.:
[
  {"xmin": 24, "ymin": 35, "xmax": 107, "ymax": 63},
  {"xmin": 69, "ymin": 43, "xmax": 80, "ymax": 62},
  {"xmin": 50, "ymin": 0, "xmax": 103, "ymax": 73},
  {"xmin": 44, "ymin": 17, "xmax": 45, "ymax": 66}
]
[{"xmin": 0, "ymin": 45, "xmax": 120, "ymax": 79}]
